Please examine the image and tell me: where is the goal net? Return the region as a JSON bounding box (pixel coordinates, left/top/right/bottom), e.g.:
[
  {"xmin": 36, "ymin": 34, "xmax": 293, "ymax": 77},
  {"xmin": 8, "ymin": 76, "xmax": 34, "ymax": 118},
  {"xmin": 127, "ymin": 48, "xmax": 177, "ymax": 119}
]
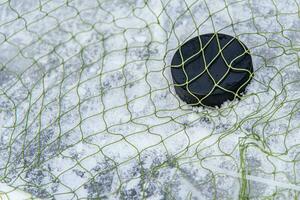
[{"xmin": 1, "ymin": 0, "xmax": 300, "ymax": 199}]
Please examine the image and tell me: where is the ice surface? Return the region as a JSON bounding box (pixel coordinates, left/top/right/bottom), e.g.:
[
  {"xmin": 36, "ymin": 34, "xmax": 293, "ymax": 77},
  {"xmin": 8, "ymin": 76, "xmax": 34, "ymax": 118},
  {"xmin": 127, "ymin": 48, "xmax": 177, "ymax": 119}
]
[{"xmin": 1, "ymin": 0, "xmax": 300, "ymax": 199}]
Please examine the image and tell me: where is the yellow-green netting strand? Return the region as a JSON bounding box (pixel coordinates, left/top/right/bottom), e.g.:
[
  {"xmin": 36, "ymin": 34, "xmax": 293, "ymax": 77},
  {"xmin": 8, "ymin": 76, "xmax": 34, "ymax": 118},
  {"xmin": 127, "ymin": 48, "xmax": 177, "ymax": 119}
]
[{"xmin": 0, "ymin": 0, "xmax": 300, "ymax": 199}]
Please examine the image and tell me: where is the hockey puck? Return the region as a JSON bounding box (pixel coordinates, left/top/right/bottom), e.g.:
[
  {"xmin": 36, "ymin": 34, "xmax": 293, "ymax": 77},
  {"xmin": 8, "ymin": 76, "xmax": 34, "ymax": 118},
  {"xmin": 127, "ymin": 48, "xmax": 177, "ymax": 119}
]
[{"xmin": 171, "ymin": 33, "xmax": 253, "ymax": 107}]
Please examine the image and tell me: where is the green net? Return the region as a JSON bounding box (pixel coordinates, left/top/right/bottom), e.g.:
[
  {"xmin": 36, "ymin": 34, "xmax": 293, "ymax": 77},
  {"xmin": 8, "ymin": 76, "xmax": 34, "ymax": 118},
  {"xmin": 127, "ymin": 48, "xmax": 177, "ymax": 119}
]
[{"xmin": 0, "ymin": 0, "xmax": 300, "ymax": 199}]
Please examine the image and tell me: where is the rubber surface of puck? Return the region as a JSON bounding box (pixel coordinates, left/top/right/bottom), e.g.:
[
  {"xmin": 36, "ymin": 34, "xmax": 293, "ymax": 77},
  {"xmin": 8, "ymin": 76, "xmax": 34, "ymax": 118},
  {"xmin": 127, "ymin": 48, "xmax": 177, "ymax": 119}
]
[{"xmin": 171, "ymin": 33, "xmax": 253, "ymax": 107}]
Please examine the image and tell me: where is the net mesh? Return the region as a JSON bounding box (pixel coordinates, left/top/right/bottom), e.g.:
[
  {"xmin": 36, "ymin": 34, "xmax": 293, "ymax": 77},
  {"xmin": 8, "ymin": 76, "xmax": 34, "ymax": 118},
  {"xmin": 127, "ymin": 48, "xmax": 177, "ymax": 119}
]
[{"xmin": 0, "ymin": 0, "xmax": 300, "ymax": 199}]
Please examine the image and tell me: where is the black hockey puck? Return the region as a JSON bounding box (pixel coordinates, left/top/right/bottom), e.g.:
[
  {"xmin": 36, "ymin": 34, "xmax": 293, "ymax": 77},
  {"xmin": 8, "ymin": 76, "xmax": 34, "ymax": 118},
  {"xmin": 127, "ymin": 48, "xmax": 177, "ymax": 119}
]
[{"xmin": 171, "ymin": 33, "xmax": 253, "ymax": 107}]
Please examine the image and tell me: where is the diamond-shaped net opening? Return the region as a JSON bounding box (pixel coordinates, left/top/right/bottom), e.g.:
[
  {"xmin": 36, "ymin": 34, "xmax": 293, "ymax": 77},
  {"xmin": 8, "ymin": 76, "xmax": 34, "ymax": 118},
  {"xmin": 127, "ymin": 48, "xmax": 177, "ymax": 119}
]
[{"xmin": 1, "ymin": 0, "xmax": 300, "ymax": 199}]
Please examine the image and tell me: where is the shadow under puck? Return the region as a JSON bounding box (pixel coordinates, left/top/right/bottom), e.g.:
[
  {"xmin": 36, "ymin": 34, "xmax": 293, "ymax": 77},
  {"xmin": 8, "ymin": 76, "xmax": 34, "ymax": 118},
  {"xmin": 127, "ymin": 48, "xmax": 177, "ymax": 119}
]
[{"xmin": 171, "ymin": 33, "xmax": 253, "ymax": 107}]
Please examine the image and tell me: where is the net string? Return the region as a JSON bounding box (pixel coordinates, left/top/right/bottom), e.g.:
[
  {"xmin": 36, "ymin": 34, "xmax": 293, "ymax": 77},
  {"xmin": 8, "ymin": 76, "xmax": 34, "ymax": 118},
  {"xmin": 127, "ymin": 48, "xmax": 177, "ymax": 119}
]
[{"xmin": 0, "ymin": 0, "xmax": 300, "ymax": 199}]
